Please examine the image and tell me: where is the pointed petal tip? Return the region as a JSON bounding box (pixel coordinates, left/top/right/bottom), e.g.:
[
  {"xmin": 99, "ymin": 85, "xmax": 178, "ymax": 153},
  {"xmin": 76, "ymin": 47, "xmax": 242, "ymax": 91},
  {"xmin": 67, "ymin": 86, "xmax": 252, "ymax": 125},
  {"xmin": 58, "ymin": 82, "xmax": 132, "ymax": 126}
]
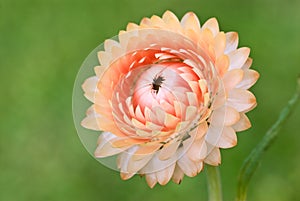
[
  {"xmin": 202, "ymin": 17, "xmax": 219, "ymax": 36},
  {"xmin": 228, "ymin": 47, "xmax": 251, "ymax": 70},
  {"xmin": 232, "ymin": 113, "xmax": 252, "ymax": 132},
  {"xmin": 181, "ymin": 11, "xmax": 200, "ymax": 26},
  {"xmin": 254, "ymin": 70, "xmax": 260, "ymax": 80},
  {"xmin": 126, "ymin": 23, "xmax": 139, "ymax": 32},
  {"xmin": 184, "ymin": 11, "xmax": 197, "ymax": 16},
  {"xmin": 120, "ymin": 172, "xmax": 135, "ymax": 180},
  {"xmin": 163, "ymin": 10, "xmax": 176, "ymax": 17},
  {"xmin": 81, "ymin": 116, "xmax": 100, "ymax": 131},
  {"xmin": 145, "ymin": 174, "xmax": 157, "ymax": 188},
  {"xmin": 224, "ymin": 31, "xmax": 239, "ymax": 54}
]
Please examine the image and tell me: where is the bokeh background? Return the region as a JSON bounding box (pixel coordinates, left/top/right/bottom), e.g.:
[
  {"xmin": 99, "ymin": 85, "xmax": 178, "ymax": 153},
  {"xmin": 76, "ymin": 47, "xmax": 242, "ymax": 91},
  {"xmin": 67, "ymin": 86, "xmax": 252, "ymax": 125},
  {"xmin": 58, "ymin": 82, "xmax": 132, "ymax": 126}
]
[{"xmin": 1, "ymin": 0, "xmax": 300, "ymax": 200}]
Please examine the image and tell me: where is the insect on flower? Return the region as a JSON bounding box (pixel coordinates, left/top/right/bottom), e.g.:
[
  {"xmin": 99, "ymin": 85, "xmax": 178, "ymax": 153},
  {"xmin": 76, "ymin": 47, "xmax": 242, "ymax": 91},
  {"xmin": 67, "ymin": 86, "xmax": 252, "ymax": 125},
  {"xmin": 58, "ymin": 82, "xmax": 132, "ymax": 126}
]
[{"xmin": 151, "ymin": 74, "xmax": 165, "ymax": 94}]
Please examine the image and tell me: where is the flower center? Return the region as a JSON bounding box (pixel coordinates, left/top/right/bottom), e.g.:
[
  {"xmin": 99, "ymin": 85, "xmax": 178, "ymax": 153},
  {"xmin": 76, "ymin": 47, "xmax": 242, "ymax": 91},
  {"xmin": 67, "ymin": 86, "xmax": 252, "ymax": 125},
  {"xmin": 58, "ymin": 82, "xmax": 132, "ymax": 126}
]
[{"xmin": 107, "ymin": 47, "xmax": 218, "ymax": 139}]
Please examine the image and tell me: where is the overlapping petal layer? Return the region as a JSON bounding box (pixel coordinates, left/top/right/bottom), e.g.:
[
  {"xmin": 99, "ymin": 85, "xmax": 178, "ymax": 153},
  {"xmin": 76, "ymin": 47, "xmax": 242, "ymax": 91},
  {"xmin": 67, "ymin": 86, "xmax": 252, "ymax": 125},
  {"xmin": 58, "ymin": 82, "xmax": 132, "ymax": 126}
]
[{"xmin": 81, "ymin": 10, "xmax": 259, "ymax": 187}]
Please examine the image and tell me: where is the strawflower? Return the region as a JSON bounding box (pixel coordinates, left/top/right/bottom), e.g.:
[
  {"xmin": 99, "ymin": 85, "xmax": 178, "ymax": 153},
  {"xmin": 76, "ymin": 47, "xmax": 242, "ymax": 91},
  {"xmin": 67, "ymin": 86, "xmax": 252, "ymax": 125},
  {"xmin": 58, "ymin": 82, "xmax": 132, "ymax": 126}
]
[{"xmin": 81, "ymin": 10, "xmax": 259, "ymax": 188}]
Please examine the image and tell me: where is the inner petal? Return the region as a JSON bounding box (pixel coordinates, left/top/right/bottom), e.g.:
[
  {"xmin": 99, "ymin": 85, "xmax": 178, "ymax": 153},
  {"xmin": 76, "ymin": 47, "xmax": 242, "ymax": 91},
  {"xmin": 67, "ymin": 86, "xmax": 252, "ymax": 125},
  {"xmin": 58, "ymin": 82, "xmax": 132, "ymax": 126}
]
[{"xmin": 132, "ymin": 65, "xmax": 191, "ymax": 115}]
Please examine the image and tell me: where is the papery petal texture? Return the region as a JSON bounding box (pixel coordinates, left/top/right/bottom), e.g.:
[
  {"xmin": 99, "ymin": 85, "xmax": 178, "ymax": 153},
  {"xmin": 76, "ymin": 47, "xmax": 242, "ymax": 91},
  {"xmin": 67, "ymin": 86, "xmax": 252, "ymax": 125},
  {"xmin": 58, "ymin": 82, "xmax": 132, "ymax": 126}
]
[{"xmin": 80, "ymin": 10, "xmax": 259, "ymax": 188}]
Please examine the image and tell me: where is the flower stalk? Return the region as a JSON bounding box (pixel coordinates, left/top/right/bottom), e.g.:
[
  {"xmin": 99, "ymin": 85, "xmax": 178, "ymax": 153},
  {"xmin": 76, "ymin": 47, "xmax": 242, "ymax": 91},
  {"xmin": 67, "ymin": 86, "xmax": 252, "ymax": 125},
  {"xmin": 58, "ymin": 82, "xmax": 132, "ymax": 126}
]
[
  {"xmin": 236, "ymin": 76, "xmax": 300, "ymax": 201},
  {"xmin": 206, "ymin": 165, "xmax": 223, "ymax": 201}
]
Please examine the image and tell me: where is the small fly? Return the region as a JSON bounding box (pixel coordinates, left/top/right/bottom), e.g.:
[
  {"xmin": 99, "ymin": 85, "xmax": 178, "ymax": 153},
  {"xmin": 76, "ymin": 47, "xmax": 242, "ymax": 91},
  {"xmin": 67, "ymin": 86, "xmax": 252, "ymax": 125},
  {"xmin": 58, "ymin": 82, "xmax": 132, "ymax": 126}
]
[{"xmin": 151, "ymin": 75, "xmax": 165, "ymax": 94}]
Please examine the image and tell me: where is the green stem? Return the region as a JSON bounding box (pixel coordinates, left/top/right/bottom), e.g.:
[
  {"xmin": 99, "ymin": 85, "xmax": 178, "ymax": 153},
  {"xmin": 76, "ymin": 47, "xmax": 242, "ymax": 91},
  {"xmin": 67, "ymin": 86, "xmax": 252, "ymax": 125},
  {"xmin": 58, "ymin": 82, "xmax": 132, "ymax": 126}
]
[
  {"xmin": 236, "ymin": 76, "xmax": 300, "ymax": 201},
  {"xmin": 206, "ymin": 165, "xmax": 223, "ymax": 201}
]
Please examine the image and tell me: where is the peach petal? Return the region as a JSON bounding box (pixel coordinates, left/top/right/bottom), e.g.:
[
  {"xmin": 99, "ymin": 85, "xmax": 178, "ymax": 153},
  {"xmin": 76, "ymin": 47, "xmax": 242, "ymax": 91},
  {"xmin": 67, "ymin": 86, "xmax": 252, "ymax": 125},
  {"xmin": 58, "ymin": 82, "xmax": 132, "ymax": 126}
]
[
  {"xmin": 241, "ymin": 58, "xmax": 253, "ymax": 69},
  {"xmin": 162, "ymin": 10, "xmax": 181, "ymax": 30},
  {"xmin": 222, "ymin": 69, "xmax": 244, "ymax": 92},
  {"xmin": 140, "ymin": 153, "xmax": 177, "ymax": 174},
  {"xmin": 120, "ymin": 172, "xmax": 135, "ymax": 180},
  {"xmin": 236, "ymin": 69, "xmax": 260, "ymax": 89},
  {"xmin": 214, "ymin": 32, "xmax": 226, "ymax": 58},
  {"xmin": 172, "ymin": 165, "xmax": 184, "ymax": 184},
  {"xmin": 128, "ymin": 152, "xmax": 154, "ymax": 173},
  {"xmin": 202, "ymin": 17, "xmax": 219, "ymax": 37},
  {"xmin": 175, "ymin": 121, "xmax": 190, "ymax": 132},
  {"xmin": 81, "ymin": 115, "xmax": 99, "ymax": 131},
  {"xmin": 156, "ymin": 162, "xmax": 176, "ymax": 185},
  {"xmin": 183, "ymin": 59, "xmax": 197, "ymax": 70},
  {"xmin": 200, "ymin": 28, "xmax": 214, "ymax": 46},
  {"xmin": 196, "ymin": 161, "xmax": 204, "ymax": 173},
  {"xmin": 185, "ymin": 106, "xmax": 197, "ymax": 121},
  {"xmin": 111, "ymin": 137, "xmax": 148, "ymax": 148},
  {"xmin": 111, "ymin": 45, "xmax": 123, "ymax": 59},
  {"xmin": 195, "ymin": 122, "xmax": 209, "ymax": 140},
  {"xmin": 94, "ymin": 133, "xmax": 132, "ymax": 158},
  {"xmin": 154, "ymin": 107, "xmax": 166, "ymax": 125},
  {"xmin": 198, "ymin": 79, "xmax": 208, "ymax": 94},
  {"xmin": 118, "ymin": 29, "xmax": 138, "ymax": 50},
  {"xmin": 199, "ymin": 108, "xmax": 212, "ymax": 123},
  {"xmin": 82, "ymin": 76, "xmax": 98, "ymax": 102},
  {"xmin": 158, "ymin": 140, "xmax": 181, "ymax": 161},
  {"xmin": 180, "ymin": 73, "xmax": 197, "ymax": 81},
  {"xmin": 156, "ymin": 53, "xmax": 177, "ymax": 60},
  {"xmin": 205, "ymin": 124, "xmax": 223, "ymax": 146},
  {"xmin": 217, "ymin": 126, "xmax": 237, "ymax": 148},
  {"xmin": 224, "ymin": 32, "xmax": 239, "ymax": 54},
  {"xmin": 164, "ymin": 113, "xmax": 180, "ymax": 128},
  {"xmin": 215, "ymin": 55, "xmax": 229, "ymax": 77},
  {"xmin": 128, "ymin": 103, "xmax": 135, "ymax": 118},
  {"xmin": 94, "ymin": 99, "xmax": 112, "ymax": 115},
  {"xmin": 186, "ymin": 92, "xmax": 198, "ymax": 106},
  {"xmin": 173, "ymin": 100, "xmax": 186, "ymax": 118},
  {"xmin": 98, "ymin": 80, "xmax": 113, "ymax": 99},
  {"xmin": 232, "ymin": 113, "xmax": 251, "ymax": 132},
  {"xmin": 227, "ymin": 88, "xmax": 257, "ymax": 112},
  {"xmin": 119, "ymin": 110, "xmax": 131, "ymax": 126},
  {"xmin": 126, "ymin": 22, "xmax": 139, "ymax": 31},
  {"xmin": 150, "ymin": 15, "xmax": 165, "ymax": 28},
  {"xmin": 104, "ymin": 39, "xmax": 121, "ymax": 53},
  {"xmin": 131, "ymin": 118, "xmax": 146, "ymax": 130},
  {"xmin": 83, "ymin": 108, "xmax": 118, "ymax": 134},
  {"xmin": 204, "ymin": 147, "xmax": 221, "ymax": 166},
  {"xmin": 140, "ymin": 17, "xmax": 152, "ymax": 27},
  {"xmin": 81, "ymin": 108, "xmax": 102, "ymax": 131},
  {"xmin": 94, "ymin": 65, "xmax": 106, "ymax": 78},
  {"xmin": 208, "ymin": 44, "xmax": 216, "ymax": 61},
  {"xmin": 187, "ymin": 138, "xmax": 206, "ymax": 162},
  {"xmin": 145, "ymin": 173, "xmax": 157, "ymax": 188},
  {"xmin": 181, "ymin": 12, "xmax": 201, "ymax": 32},
  {"xmin": 135, "ymin": 129, "xmax": 152, "ymax": 137},
  {"xmin": 172, "ymin": 90, "xmax": 189, "ymax": 106},
  {"xmin": 184, "ymin": 29, "xmax": 201, "ymax": 44},
  {"xmin": 228, "ymin": 47, "xmax": 250, "ymax": 70},
  {"xmin": 132, "ymin": 143, "xmax": 162, "ymax": 161},
  {"xmin": 145, "ymin": 121, "xmax": 163, "ymax": 131},
  {"xmin": 177, "ymin": 152, "xmax": 199, "ymax": 177},
  {"xmin": 160, "ymin": 100, "xmax": 175, "ymax": 115},
  {"xmin": 210, "ymin": 105, "xmax": 240, "ymax": 126},
  {"xmin": 97, "ymin": 51, "xmax": 112, "ymax": 67},
  {"xmin": 86, "ymin": 104, "xmax": 96, "ymax": 116},
  {"xmin": 117, "ymin": 145, "xmax": 138, "ymax": 171},
  {"xmin": 144, "ymin": 106, "xmax": 160, "ymax": 126},
  {"xmin": 203, "ymin": 92, "xmax": 210, "ymax": 107}
]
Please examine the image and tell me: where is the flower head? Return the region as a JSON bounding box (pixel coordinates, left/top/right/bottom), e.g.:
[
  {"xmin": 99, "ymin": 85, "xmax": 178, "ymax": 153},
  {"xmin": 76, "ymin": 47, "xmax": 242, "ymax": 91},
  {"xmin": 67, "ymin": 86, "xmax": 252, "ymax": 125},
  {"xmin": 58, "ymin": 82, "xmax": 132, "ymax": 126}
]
[{"xmin": 81, "ymin": 11, "xmax": 259, "ymax": 187}]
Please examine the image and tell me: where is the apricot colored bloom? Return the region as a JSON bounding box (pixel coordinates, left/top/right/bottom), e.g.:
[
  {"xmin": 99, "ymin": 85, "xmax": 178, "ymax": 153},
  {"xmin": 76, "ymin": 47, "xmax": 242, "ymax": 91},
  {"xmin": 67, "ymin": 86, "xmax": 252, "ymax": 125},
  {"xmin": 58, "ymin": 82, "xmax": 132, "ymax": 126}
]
[{"xmin": 81, "ymin": 11, "xmax": 259, "ymax": 187}]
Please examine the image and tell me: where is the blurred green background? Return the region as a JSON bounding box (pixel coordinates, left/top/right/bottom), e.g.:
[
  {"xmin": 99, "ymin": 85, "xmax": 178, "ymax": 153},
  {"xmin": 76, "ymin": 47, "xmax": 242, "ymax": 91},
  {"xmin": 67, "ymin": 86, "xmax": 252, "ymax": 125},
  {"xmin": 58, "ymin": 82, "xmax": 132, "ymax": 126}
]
[{"xmin": 1, "ymin": 0, "xmax": 300, "ymax": 200}]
